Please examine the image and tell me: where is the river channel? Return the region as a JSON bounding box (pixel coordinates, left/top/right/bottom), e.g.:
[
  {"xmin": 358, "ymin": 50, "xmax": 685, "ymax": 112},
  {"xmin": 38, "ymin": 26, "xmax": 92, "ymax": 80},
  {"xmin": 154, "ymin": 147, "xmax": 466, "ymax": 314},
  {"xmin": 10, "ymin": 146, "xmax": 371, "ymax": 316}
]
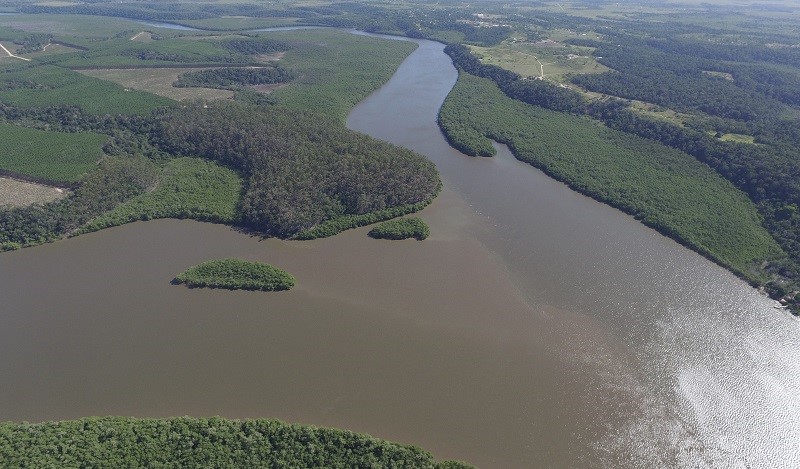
[{"xmin": 1, "ymin": 26, "xmax": 798, "ymax": 468}]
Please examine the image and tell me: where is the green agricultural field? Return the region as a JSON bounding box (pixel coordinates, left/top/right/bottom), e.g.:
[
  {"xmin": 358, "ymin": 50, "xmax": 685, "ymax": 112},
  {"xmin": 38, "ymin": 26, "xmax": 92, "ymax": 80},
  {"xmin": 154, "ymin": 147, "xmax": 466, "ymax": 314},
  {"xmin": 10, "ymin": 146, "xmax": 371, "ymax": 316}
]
[
  {"xmin": 0, "ymin": 123, "xmax": 106, "ymax": 183},
  {"xmin": 439, "ymin": 73, "xmax": 783, "ymax": 278},
  {"xmin": 0, "ymin": 64, "xmax": 173, "ymax": 114},
  {"xmin": 78, "ymin": 157, "xmax": 242, "ymax": 233},
  {"xmin": 0, "ymin": 14, "xmax": 144, "ymax": 38},
  {"xmin": 52, "ymin": 36, "xmax": 241, "ymax": 68},
  {"xmin": 270, "ymin": 29, "xmax": 418, "ymax": 120}
]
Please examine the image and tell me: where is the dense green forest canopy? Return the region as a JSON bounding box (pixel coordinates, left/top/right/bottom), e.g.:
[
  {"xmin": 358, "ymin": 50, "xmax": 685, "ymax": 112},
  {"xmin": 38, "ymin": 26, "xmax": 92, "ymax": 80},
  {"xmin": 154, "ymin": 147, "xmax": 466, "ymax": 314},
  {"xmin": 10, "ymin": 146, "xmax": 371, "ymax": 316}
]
[
  {"xmin": 439, "ymin": 72, "xmax": 783, "ymax": 280},
  {"xmin": 369, "ymin": 217, "xmax": 430, "ymax": 240},
  {"xmin": 0, "ymin": 417, "xmax": 473, "ymax": 468},
  {"xmin": 174, "ymin": 258, "xmax": 296, "ymax": 291},
  {"xmin": 173, "ymin": 66, "xmax": 296, "ymax": 90},
  {"xmin": 153, "ymin": 101, "xmax": 439, "ymax": 237}
]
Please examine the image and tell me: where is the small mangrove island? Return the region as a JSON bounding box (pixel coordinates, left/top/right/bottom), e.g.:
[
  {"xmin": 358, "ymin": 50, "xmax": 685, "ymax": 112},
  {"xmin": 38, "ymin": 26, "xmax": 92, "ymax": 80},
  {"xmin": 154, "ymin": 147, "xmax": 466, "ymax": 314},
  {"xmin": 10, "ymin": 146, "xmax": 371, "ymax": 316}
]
[
  {"xmin": 368, "ymin": 217, "xmax": 430, "ymax": 240},
  {"xmin": 173, "ymin": 259, "xmax": 295, "ymax": 291}
]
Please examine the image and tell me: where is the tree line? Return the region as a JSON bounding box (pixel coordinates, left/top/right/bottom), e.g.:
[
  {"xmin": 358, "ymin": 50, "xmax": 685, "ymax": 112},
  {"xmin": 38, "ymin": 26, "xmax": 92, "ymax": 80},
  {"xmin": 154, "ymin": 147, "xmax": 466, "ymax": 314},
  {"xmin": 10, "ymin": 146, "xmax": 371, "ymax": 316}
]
[{"xmin": 174, "ymin": 66, "xmax": 296, "ymax": 90}]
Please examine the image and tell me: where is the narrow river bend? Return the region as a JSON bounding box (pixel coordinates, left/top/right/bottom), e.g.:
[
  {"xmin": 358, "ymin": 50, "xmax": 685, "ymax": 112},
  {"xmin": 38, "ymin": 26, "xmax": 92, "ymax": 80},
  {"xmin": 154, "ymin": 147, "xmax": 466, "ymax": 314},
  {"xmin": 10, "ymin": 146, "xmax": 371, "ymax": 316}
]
[{"xmin": 0, "ymin": 29, "xmax": 798, "ymax": 468}]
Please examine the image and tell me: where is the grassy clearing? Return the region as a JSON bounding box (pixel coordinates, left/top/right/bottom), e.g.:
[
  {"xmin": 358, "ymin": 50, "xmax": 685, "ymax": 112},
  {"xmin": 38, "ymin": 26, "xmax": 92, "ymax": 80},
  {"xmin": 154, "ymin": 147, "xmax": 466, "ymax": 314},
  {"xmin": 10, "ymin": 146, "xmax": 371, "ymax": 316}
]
[
  {"xmin": 22, "ymin": 42, "xmax": 82, "ymax": 57},
  {"xmin": 468, "ymin": 39, "xmax": 610, "ymax": 82},
  {"xmin": 0, "ymin": 177, "xmax": 67, "ymax": 208},
  {"xmin": 0, "ymin": 123, "xmax": 106, "ymax": 183},
  {"xmin": 0, "ymin": 64, "xmax": 173, "ymax": 114},
  {"xmin": 129, "ymin": 31, "xmax": 153, "ymax": 42},
  {"xmin": 174, "ymin": 258, "xmax": 295, "ymax": 291},
  {"xmin": 77, "ymin": 67, "xmax": 234, "ymax": 101},
  {"xmin": 720, "ymin": 133, "xmax": 757, "ymax": 144},
  {"xmin": 439, "ymin": 73, "xmax": 783, "ymax": 277},
  {"xmin": 270, "ymin": 29, "xmax": 418, "ymax": 120},
  {"xmin": 78, "ymin": 157, "xmax": 242, "ymax": 234}
]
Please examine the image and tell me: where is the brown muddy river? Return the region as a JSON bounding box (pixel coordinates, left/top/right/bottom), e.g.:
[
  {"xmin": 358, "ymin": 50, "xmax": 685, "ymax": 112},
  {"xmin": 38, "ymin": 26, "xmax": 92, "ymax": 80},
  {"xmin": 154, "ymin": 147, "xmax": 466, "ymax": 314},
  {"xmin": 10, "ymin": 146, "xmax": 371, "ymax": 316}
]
[{"xmin": 1, "ymin": 32, "xmax": 798, "ymax": 468}]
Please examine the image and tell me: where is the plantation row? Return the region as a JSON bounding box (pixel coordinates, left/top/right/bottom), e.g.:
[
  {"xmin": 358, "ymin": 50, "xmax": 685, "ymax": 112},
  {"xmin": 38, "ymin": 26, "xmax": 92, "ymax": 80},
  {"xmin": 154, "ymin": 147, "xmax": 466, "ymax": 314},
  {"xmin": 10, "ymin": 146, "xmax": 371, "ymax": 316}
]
[
  {"xmin": 51, "ymin": 36, "xmax": 284, "ymax": 69},
  {"xmin": 0, "ymin": 64, "xmax": 173, "ymax": 115},
  {"xmin": 0, "ymin": 123, "xmax": 106, "ymax": 184}
]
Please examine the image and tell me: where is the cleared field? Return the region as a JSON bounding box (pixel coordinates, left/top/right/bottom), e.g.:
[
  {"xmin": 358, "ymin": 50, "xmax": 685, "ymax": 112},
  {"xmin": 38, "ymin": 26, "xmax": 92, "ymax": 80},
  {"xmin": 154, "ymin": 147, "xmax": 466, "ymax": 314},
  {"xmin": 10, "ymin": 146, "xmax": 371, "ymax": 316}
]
[
  {"xmin": 702, "ymin": 70, "xmax": 735, "ymax": 81},
  {"xmin": 24, "ymin": 42, "xmax": 83, "ymax": 57},
  {"xmin": 77, "ymin": 67, "xmax": 234, "ymax": 101},
  {"xmin": 129, "ymin": 31, "xmax": 153, "ymax": 42},
  {"xmin": 720, "ymin": 133, "xmax": 757, "ymax": 144},
  {"xmin": 469, "ymin": 40, "xmax": 610, "ymax": 82},
  {"xmin": 0, "ymin": 177, "xmax": 67, "ymax": 207},
  {"xmin": 0, "ymin": 123, "xmax": 107, "ymax": 184}
]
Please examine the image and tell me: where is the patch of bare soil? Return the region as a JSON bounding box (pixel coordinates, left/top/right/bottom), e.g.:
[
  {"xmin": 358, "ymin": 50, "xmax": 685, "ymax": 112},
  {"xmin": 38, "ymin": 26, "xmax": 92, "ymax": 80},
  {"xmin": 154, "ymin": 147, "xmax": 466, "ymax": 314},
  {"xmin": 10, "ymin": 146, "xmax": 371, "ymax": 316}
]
[
  {"xmin": 130, "ymin": 31, "xmax": 153, "ymax": 42},
  {"xmin": 250, "ymin": 82, "xmax": 288, "ymax": 93},
  {"xmin": 254, "ymin": 51, "xmax": 286, "ymax": 63},
  {"xmin": 77, "ymin": 67, "xmax": 234, "ymax": 101},
  {"xmin": 0, "ymin": 177, "xmax": 68, "ymax": 208}
]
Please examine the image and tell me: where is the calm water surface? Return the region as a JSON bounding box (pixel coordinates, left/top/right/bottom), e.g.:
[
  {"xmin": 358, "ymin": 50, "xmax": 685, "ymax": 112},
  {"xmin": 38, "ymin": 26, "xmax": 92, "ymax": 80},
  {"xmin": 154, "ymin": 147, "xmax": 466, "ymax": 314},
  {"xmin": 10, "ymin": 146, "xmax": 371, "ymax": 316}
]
[{"xmin": 1, "ymin": 33, "xmax": 798, "ymax": 468}]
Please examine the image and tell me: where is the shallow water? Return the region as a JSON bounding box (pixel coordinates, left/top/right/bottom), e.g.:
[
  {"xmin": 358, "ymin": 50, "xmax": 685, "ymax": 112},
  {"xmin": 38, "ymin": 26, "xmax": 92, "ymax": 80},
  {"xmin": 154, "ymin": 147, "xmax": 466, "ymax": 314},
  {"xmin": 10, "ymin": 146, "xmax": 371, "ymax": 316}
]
[{"xmin": 0, "ymin": 31, "xmax": 798, "ymax": 468}]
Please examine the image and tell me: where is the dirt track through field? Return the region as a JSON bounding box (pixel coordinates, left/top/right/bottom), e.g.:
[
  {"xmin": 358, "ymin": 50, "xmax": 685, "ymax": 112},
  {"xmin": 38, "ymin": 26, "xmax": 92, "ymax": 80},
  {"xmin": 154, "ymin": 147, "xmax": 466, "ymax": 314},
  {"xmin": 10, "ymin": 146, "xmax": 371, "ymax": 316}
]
[{"xmin": 0, "ymin": 42, "xmax": 31, "ymax": 61}]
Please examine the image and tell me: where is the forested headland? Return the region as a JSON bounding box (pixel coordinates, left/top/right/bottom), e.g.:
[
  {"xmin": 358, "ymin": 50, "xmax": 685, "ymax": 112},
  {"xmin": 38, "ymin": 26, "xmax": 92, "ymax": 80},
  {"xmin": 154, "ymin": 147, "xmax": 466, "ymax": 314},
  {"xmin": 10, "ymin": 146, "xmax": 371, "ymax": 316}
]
[
  {"xmin": 153, "ymin": 101, "xmax": 439, "ymax": 238},
  {"xmin": 0, "ymin": 417, "xmax": 473, "ymax": 468}
]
